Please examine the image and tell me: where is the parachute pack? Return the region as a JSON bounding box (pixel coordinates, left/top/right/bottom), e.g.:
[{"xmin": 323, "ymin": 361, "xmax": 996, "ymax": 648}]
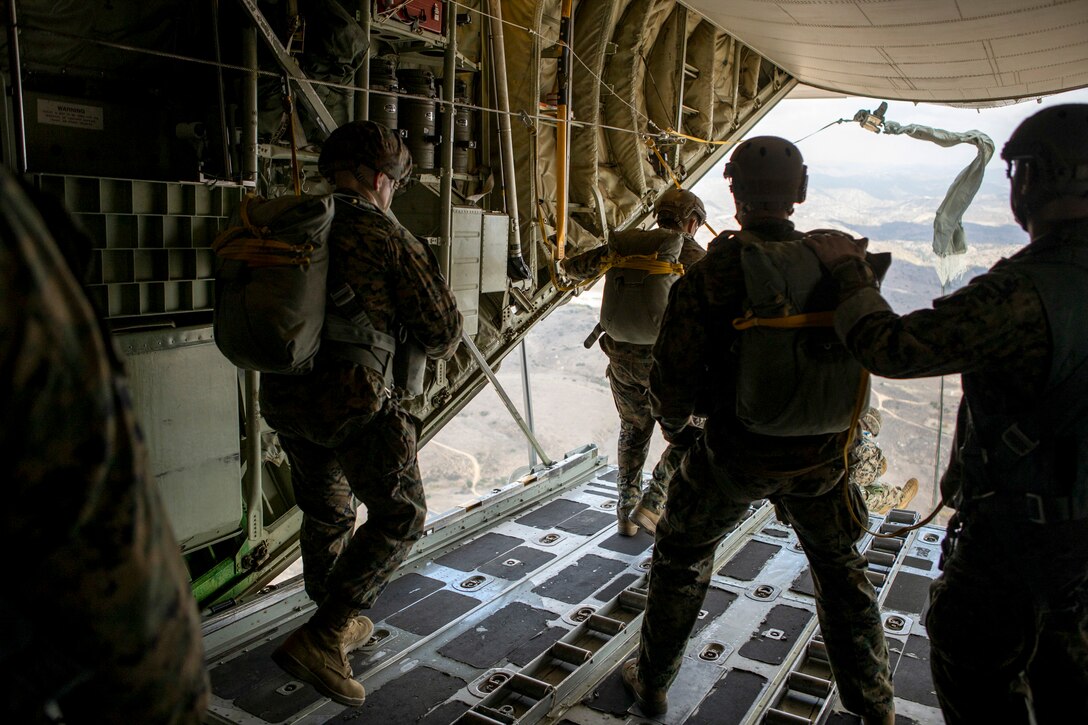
[
  {"xmin": 598, "ymin": 228, "xmax": 687, "ymax": 345},
  {"xmin": 730, "ymin": 230, "xmax": 889, "ymax": 437},
  {"xmin": 212, "ymin": 194, "xmax": 398, "ymax": 384}
]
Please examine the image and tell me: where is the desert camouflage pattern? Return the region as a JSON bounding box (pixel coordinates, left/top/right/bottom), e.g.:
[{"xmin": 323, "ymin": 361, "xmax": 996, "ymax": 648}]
[
  {"xmin": 831, "ymin": 219, "xmax": 1088, "ymax": 723},
  {"xmin": 565, "ymin": 232, "xmax": 704, "ymax": 516},
  {"xmin": 642, "ymin": 218, "xmax": 893, "ymax": 721},
  {"xmin": 849, "ymin": 415, "xmax": 909, "ymax": 514},
  {"xmin": 638, "ymin": 438, "xmax": 894, "ymax": 721},
  {"xmin": 261, "ymin": 189, "xmax": 460, "ymax": 613},
  {"xmin": 0, "ymin": 170, "xmax": 207, "ymax": 723}
]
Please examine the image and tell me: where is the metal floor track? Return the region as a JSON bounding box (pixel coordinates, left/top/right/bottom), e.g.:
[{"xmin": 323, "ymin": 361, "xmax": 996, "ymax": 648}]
[{"xmin": 202, "ymin": 445, "xmax": 945, "ymax": 725}]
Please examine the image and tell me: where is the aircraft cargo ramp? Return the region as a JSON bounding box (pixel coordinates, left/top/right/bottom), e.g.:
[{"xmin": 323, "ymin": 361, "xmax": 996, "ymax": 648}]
[{"xmin": 203, "ymin": 445, "xmax": 944, "ymax": 725}]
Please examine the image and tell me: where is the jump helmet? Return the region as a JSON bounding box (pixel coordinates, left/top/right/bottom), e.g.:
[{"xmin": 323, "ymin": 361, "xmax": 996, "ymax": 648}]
[
  {"xmin": 724, "ymin": 136, "xmax": 808, "ymax": 209},
  {"xmin": 654, "ymin": 188, "xmax": 706, "ymax": 228},
  {"xmin": 1001, "ymin": 104, "xmax": 1088, "ymax": 229}
]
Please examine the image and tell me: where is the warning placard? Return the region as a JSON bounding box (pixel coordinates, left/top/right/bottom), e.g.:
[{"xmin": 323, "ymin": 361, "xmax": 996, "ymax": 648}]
[{"xmin": 37, "ymin": 99, "xmax": 104, "ymax": 130}]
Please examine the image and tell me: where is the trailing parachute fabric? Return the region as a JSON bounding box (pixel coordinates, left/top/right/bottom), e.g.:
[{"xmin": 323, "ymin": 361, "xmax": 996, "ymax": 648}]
[
  {"xmin": 213, "ymin": 194, "xmax": 335, "ymax": 374},
  {"xmin": 881, "ymin": 121, "xmax": 994, "ymax": 285}
]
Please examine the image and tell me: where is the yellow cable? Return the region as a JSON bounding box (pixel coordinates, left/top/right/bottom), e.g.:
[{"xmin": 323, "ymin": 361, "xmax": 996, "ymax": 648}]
[{"xmin": 644, "ymin": 136, "xmax": 720, "ymax": 237}]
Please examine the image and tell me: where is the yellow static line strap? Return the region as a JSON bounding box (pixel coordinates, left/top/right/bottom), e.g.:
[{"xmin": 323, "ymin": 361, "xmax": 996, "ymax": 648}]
[
  {"xmin": 732, "ymin": 311, "xmax": 836, "ymax": 330},
  {"xmin": 643, "ymin": 135, "xmax": 720, "ymax": 237}
]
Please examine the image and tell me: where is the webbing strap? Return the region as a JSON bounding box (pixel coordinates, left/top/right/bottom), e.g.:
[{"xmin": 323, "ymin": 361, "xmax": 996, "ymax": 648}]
[
  {"xmin": 604, "ymin": 251, "xmax": 685, "ymax": 276},
  {"xmin": 732, "ymin": 311, "xmax": 836, "ymax": 330},
  {"xmin": 328, "ymin": 283, "xmax": 375, "ymax": 329},
  {"xmin": 323, "ymin": 341, "xmax": 393, "ymax": 382},
  {"xmin": 212, "ymin": 235, "xmax": 314, "ymax": 267},
  {"xmin": 213, "ymin": 196, "xmax": 314, "ymax": 268}
]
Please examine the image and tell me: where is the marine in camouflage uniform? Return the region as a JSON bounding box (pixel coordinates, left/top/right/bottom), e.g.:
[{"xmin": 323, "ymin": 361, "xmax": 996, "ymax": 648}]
[
  {"xmin": 851, "ymin": 408, "xmax": 918, "ymax": 515},
  {"xmin": 624, "ymin": 138, "xmax": 894, "ymax": 724},
  {"xmin": 562, "ymin": 189, "xmax": 706, "ymax": 534},
  {"xmin": 0, "ymin": 170, "xmax": 207, "ymax": 722},
  {"xmin": 810, "ymin": 105, "xmax": 1088, "ymax": 724},
  {"xmin": 261, "ymin": 121, "xmax": 461, "ymax": 705}
]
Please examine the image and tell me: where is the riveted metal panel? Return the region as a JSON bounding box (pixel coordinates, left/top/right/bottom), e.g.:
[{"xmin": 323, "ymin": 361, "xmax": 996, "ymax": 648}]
[{"xmin": 119, "ymin": 326, "xmax": 242, "ymax": 552}]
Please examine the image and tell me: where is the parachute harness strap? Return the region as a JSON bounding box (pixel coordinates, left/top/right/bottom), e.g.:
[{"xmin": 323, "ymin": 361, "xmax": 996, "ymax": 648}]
[
  {"xmin": 732, "ymin": 311, "xmax": 836, "ymax": 330},
  {"xmin": 607, "ymin": 252, "xmax": 684, "ymax": 276}
]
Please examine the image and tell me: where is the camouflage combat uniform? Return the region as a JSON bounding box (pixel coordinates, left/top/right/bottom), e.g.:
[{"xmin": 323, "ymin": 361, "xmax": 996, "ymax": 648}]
[
  {"xmin": 850, "ymin": 409, "xmax": 908, "ymax": 514},
  {"xmin": 0, "ymin": 170, "xmax": 207, "ymax": 722},
  {"xmin": 639, "ymin": 219, "xmax": 894, "ymax": 721},
  {"xmin": 261, "ymin": 190, "xmax": 461, "ymax": 611},
  {"xmin": 564, "ymin": 235, "xmax": 705, "ymax": 518},
  {"xmin": 830, "ymin": 219, "xmax": 1088, "ymax": 724}
]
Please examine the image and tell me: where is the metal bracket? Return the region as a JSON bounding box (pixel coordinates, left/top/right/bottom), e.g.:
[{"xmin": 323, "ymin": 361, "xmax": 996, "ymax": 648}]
[{"xmin": 235, "ymin": 0, "xmax": 337, "ymax": 136}]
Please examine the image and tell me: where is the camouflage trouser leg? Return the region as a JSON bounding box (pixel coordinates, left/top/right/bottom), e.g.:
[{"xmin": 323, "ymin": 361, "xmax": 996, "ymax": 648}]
[
  {"xmin": 280, "ymin": 401, "xmax": 427, "ymax": 611},
  {"xmin": 774, "ymin": 481, "xmax": 894, "ymax": 720},
  {"xmin": 638, "ymin": 440, "xmax": 893, "ymax": 722},
  {"xmin": 642, "ymin": 443, "xmax": 686, "ymax": 514},
  {"xmin": 926, "ymin": 509, "xmax": 1088, "ymax": 724},
  {"xmin": 278, "ymin": 434, "xmax": 358, "ymax": 606},
  {"xmin": 638, "ymin": 439, "xmax": 752, "ymax": 691},
  {"xmin": 605, "ymin": 354, "xmax": 654, "ymax": 515}
]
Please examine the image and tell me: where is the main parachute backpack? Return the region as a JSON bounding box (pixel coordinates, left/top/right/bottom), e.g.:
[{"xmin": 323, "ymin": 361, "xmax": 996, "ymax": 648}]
[
  {"xmin": 598, "ymin": 228, "xmax": 687, "ymax": 344},
  {"xmin": 731, "ymin": 230, "xmax": 883, "ymax": 436},
  {"xmin": 213, "ymin": 194, "xmax": 335, "ymax": 375}
]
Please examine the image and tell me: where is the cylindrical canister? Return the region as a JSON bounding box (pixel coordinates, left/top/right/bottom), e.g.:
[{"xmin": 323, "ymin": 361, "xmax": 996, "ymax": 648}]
[
  {"xmin": 396, "ymin": 68, "xmax": 438, "ymax": 170},
  {"xmin": 368, "ymin": 58, "xmax": 400, "ymax": 130},
  {"xmin": 452, "ymin": 78, "xmax": 473, "ymax": 173}
]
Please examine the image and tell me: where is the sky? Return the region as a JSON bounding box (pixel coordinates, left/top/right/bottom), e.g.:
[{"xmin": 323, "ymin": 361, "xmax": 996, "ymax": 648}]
[
  {"xmin": 734, "ymin": 86, "xmax": 1088, "ymax": 180},
  {"xmin": 690, "ymin": 86, "xmax": 1088, "ymax": 241}
]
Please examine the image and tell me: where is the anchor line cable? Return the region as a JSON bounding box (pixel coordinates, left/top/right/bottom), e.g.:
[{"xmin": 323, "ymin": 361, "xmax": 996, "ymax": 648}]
[{"xmin": 793, "ymin": 117, "xmax": 851, "ymax": 145}]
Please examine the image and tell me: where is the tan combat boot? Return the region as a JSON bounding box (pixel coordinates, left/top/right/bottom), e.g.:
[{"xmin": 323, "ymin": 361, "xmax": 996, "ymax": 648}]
[
  {"xmin": 617, "ymin": 510, "xmax": 639, "ymax": 537},
  {"xmin": 272, "ymin": 621, "xmax": 366, "ymax": 706},
  {"xmin": 621, "ymin": 658, "xmax": 668, "ymax": 715},
  {"xmin": 340, "ymin": 615, "xmax": 375, "ymax": 653},
  {"xmin": 631, "ymin": 504, "xmax": 661, "ymax": 535},
  {"xmin": 897, "ymin": 478, "xmax": 919, "ymax": 510}
]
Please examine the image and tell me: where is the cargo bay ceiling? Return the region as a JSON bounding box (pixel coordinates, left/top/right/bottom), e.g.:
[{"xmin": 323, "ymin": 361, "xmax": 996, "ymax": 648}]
[{"xmin": 682, "ymin": 0, "xmax": 1088, "ymax": 103}]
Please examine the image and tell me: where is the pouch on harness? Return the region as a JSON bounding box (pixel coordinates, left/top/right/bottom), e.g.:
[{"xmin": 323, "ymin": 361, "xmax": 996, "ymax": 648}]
[
  {"xmin": 213, "ymin": 194, "xmax": 398, "ymax": 386},
  {"xmin": 596, "ymin": 228, "xmax": 687, "ymax": 345},
  {"xmin": 731, "ymin": 230, "xmax": 886, "ymax": 436}
]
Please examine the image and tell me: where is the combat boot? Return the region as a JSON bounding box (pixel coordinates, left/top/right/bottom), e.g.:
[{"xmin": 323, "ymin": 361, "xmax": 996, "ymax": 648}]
[
  {"xmin": 631, "ymin": 503, "xmax": 661, "ymax": 535},
  {"xmin": 621, "ymin": 658, "xmax": 668, "ymax": 715},
  {"xmin": 272, "ymin": 622, "xmax": 366, "ymax": 706},
  {"xmin": 897, "ymin": 478, "xmax": 919, "ymax": 510},
  {"xmin": 340, "ymin": 615, "xmax": 375, "ymax": 653},
  {"xmin": 617, "ymin": 510, "xmax": 639, "ymax": 537}
]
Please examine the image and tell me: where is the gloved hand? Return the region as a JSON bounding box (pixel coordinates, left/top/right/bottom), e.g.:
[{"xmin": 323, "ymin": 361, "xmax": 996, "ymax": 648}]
[{"xmin": 803, "ymin": 229, "xmax": 869, "ymax": 269}]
